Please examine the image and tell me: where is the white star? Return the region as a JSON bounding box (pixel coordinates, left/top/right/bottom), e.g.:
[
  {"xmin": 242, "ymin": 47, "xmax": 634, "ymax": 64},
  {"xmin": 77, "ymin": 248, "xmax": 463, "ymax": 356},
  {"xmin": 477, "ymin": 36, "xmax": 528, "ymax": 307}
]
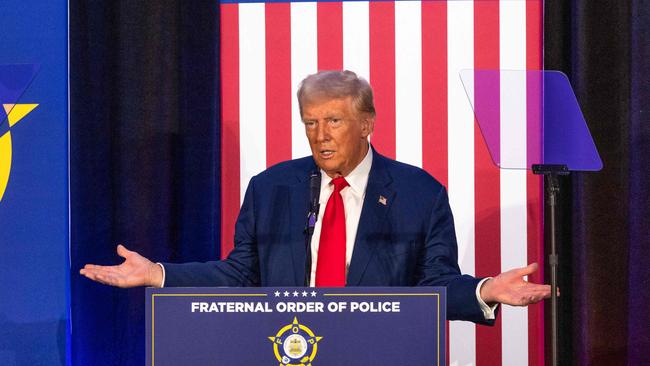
[
  {"xmin": 274, "ymin": 291, "xmax": 280, "ymax": 297},
  {"xmin": 311, "ymin": 291, "xmax": 317, "ymax": 297},
  {"xmin": 284, "ymin": 291, "xmax": 290, "ymax": 297},
  {"xmin": 293, "ymin": 291, "xmax": 299, "ymax": 297},
  {"xmin": 302, "ymin": 291, "xmax": 308, "ymax": 297}
]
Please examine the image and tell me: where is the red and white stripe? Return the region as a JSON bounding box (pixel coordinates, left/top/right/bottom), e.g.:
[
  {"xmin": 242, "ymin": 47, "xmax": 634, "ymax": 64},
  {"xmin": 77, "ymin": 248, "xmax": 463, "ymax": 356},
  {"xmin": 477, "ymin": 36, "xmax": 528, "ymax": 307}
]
[{"xmin": 219, "ymin": 1, "xmax": 544, "ymax": 364}]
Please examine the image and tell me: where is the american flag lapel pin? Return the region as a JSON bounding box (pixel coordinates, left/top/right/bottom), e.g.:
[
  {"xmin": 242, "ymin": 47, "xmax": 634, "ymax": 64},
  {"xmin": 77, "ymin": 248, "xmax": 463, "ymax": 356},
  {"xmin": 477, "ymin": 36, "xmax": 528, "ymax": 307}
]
[{"xmin": 378, "ymin": 195, "xmax": 387, "ymax": 206}]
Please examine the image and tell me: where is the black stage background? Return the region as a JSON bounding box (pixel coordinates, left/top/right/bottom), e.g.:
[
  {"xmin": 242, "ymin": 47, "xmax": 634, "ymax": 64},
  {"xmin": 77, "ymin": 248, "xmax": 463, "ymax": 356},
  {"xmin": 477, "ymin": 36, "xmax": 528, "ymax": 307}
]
[{"xmin": 546, "ymin": 1, "xmax": 649, "ymax": 364}]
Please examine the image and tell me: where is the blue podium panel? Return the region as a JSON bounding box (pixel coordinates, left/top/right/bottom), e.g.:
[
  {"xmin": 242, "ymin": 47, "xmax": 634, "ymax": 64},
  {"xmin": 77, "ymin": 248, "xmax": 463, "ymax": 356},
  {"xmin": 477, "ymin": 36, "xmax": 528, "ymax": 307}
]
[{"xmin": 146, "ymin": 287, "xmax": 445, "ymax": 366}]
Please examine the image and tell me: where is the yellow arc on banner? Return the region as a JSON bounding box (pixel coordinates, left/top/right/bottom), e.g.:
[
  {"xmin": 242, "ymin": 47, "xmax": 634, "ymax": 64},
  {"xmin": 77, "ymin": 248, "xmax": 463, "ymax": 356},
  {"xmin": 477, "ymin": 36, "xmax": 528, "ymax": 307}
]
[{"xmin": 0, "ymin": 103, "xmax": 39, "ymax": 202}]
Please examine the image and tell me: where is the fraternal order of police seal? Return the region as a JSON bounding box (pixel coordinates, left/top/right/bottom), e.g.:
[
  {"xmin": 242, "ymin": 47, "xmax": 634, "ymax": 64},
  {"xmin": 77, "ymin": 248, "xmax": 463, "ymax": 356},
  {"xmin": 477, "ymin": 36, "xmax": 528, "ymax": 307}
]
[{"xmin": 268, "ymin": 317, "xmax": 322, "ymax": 366}]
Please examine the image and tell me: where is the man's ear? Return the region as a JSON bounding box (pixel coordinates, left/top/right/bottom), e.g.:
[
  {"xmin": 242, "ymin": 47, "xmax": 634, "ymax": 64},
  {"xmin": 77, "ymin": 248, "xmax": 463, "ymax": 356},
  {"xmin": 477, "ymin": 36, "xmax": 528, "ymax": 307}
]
[{"xmin": 360, "ymin": 115, "xmax": 375, "ymax": 138}]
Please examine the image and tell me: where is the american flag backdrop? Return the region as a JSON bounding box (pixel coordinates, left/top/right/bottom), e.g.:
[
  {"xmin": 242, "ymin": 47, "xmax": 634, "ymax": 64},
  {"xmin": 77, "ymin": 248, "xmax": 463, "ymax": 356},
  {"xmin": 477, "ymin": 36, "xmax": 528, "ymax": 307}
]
[{"xmin": 219, "ymin": 0, "xmax": 545, "ymax": 364}]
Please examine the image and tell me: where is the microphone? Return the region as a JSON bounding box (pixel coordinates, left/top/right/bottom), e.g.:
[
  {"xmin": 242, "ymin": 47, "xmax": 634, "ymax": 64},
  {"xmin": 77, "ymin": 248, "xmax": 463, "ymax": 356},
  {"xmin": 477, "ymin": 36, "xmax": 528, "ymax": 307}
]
[{"xmin": 304, "ymin": 170, "xmax": 321, "ymax": 286}]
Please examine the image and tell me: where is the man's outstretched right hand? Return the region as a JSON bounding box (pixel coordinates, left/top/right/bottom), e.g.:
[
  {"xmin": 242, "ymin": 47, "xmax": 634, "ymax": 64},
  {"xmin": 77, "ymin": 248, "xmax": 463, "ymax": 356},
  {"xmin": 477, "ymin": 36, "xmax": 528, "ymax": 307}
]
[{"xmin": 80, "ymin": 244, "xmax": 163, "ymax": 288}]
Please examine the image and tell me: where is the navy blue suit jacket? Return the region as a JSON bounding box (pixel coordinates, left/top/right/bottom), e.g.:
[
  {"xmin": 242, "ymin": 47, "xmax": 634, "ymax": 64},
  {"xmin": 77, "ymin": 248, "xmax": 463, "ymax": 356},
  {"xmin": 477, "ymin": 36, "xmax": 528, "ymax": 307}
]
[{"xmin": 165, "ymin": 150, "xmax": 493, "ymax": 324}]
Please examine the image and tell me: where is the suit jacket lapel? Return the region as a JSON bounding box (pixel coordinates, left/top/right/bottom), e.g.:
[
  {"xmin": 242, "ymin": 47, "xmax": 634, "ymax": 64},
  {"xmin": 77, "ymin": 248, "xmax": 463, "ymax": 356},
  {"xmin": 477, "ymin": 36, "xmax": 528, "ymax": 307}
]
[
  {"xmin": 346, "ymin": 152, "xmax": 395, "ymax": 286},
  {"xmin": 288, "ymin": 161, "xmax": 318, "ymax": 286}
]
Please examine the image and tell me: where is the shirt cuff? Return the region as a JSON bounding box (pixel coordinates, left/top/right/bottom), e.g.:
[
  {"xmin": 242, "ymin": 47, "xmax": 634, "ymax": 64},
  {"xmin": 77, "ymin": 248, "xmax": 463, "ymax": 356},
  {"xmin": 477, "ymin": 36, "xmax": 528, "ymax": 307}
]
[
  {"xmin": 476, "ymin": 277, "xmax": 499, "ymax": 320},
  {"xmin": 157, "ymin": 262, "xmax": 166, "ymax": 288}
]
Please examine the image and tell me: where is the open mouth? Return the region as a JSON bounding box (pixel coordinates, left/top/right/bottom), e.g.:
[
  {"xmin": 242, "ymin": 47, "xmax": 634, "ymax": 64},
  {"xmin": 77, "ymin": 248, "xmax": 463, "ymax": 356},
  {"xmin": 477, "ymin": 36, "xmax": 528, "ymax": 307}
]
[{"xmin": 319, "ymin": 150, "xmax": 335, "ymax": 159}]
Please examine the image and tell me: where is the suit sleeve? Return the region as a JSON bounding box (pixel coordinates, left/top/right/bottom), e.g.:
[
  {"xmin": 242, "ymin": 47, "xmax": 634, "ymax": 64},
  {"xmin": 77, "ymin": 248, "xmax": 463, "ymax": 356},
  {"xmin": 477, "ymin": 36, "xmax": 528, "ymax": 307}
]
[
  {"xmin": 416, "ymin": 186, "xmax": 496, "ymax": 325},
  {"xmin": 162, "ymin": 176, "xmax": 261, "ymax": 287}
]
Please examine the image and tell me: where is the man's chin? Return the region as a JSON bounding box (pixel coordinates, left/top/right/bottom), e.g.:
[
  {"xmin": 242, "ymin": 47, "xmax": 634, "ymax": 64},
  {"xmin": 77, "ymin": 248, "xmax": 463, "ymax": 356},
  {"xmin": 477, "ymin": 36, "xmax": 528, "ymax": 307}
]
[
  {"xmin": 316, "ymin": 163, "xmax": 341, "ymax": 177},
  {"xmin": 313, "ymin": 157, "xmax": 344, "ymax": 175}
]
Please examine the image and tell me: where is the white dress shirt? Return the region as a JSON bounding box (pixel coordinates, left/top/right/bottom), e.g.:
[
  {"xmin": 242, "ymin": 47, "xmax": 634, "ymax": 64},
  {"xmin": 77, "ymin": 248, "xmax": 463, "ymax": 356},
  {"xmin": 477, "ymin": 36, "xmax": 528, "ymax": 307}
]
[{"xmin": 308, "ymin": 146, "xmax": 374, "ymax": 288}]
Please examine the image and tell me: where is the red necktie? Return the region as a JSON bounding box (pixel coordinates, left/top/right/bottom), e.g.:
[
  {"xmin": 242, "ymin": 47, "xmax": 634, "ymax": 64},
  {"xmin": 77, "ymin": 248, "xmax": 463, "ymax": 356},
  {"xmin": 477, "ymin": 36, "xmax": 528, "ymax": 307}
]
[{"xmin": 315, "ymin": 177, "xmax": 349, "ymax": 287}]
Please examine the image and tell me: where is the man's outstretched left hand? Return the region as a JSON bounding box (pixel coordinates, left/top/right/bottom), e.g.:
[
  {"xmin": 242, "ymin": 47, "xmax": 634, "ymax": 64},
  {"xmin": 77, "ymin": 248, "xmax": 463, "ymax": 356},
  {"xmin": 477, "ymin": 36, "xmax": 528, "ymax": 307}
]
[{"xmin": 480, "ymin": 263, "xmax": 552, "ymax": 306}]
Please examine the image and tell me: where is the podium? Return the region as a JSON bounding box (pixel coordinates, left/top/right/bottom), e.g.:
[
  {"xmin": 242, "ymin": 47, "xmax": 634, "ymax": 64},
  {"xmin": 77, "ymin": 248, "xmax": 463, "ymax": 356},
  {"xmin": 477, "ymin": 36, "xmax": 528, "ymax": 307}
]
[{"xmin": 146, "ymin": 287, "xmax": 446, "ymax": 365}]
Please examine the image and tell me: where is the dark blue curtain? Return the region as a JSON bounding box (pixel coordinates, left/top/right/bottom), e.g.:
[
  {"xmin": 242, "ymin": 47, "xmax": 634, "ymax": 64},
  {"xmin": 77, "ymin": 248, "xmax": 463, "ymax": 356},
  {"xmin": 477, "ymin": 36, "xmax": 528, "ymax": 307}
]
[
  {"xmin": 545, "ymin": 0, "xmax": 650, "ymax": 364},
  {"xmin": 69, "ymin": 1, "xmax": 220, "ymax": 365},
  {"xmin": 628, "ymin": 2, "xmax": 650, "ymax": 362}
]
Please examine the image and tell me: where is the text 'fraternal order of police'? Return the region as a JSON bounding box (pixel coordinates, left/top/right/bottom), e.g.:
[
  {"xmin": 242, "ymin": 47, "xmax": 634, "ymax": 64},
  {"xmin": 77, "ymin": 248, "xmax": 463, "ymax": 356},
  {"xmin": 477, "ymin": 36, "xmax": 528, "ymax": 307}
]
[{"xmin": 190, "ymin": 301, "xmax": 400, "ymax": 313}]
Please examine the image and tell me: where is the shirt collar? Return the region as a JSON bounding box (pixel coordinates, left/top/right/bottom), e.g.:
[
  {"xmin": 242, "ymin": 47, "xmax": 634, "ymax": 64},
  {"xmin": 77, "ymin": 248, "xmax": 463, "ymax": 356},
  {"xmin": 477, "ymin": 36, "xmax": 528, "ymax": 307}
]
[{"xmin": 320, "ymin": 146, "xmax": 373, "ymax": 198}]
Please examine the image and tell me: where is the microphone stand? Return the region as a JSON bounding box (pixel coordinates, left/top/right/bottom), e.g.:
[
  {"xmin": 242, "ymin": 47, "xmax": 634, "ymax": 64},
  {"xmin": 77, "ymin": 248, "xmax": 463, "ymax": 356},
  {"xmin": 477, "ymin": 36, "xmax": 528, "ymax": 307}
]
[{"xmin": 304, "ymin": 171, "xmax": 321, "ymax": 286}]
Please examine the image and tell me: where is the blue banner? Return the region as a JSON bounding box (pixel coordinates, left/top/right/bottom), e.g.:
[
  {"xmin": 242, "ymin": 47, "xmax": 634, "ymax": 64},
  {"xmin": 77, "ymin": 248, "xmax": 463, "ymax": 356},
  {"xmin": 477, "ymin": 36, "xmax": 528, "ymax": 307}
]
[{"xmin": 0, "ymin": 1, "xmax": 69, "ymax": 365}]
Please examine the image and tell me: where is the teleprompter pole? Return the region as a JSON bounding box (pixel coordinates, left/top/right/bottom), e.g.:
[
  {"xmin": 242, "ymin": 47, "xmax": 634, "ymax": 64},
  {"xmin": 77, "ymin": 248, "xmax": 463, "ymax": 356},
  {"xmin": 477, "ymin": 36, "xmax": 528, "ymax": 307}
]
[{"xmin": 532, "ymin": 164, "xmax": 568, "ymax": 366}]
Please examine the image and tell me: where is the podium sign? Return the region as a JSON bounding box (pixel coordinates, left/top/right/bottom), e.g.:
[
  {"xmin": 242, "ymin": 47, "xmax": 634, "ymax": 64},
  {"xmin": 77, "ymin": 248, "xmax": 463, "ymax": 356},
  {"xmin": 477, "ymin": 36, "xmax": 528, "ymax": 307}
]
[{"xmin": 146, "ymin": 287, "xmax": 445, "ymax": 365}]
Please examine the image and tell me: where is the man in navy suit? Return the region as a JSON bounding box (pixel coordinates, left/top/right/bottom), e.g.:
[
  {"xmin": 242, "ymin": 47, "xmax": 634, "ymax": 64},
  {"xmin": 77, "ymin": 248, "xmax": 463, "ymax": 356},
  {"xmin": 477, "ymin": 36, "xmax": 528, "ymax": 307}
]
[{"xmin": 81, "ymin": 70, "xmax": 550, "ymax": 324}]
